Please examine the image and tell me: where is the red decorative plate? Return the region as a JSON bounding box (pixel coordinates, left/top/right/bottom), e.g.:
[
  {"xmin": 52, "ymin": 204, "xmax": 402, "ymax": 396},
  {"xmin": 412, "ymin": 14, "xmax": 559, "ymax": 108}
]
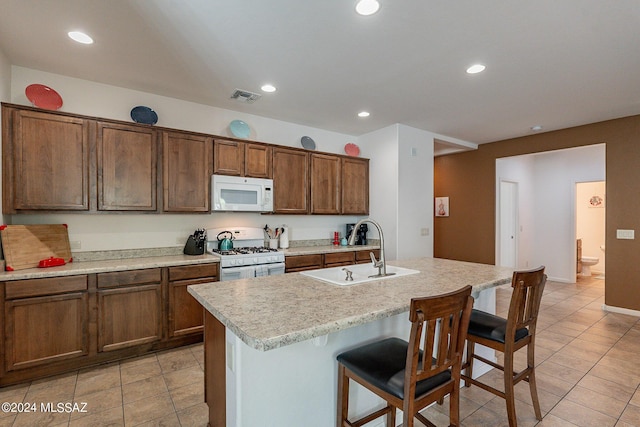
[
  {"xmin": 25, "ymin": 84, "xmax": 63, "ymax": 110},
  {"xmin": 344, "ymin": 143, "xmax": 360, "ymax": 157}
]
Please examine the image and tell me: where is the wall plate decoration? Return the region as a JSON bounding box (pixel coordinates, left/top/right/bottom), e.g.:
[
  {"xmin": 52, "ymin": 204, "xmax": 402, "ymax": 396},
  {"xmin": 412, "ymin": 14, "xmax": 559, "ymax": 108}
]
[
  {"xmin": 344, "ymin": 143, "xmax": 360, "ymax": 156},
  {"xmin": 130, "ymin": 106, "xmax": 158, "ymax": 125},
  {"xmin": 25, "ymin": 84, "xmax": 63, "ymax": 110},
  {"xmin": 301, "ymin": 136, "xmax": 316, "ymax": 150},
  {"xmin": 230, "ymin": 120, "xmax": 250, "ymax": 138}
]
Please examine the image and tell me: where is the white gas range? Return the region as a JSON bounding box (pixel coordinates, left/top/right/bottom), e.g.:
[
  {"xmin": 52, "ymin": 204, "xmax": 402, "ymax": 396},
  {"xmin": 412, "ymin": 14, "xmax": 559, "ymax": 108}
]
[{"xmin": 206, "ymin": 227, "xmax": 286, "ymax": 281}]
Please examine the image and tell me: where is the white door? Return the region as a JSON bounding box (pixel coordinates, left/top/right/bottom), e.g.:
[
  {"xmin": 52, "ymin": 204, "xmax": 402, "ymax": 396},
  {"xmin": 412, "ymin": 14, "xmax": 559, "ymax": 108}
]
[{"xmin": 499, "ymin": 181, "xmax": 518, "ymax": 268}]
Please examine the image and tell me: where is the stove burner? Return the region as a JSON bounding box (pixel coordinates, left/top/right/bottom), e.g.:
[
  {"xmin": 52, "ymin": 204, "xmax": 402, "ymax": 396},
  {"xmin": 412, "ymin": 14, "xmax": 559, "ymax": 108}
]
[{"xmin": 211, "ymin": 246, "xmax": 280, "ymax": 256}]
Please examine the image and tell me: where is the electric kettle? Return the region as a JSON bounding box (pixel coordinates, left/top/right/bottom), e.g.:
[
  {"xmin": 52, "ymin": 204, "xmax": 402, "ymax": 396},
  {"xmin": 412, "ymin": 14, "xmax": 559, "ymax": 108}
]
[{"xmin": 217, "ymin": 231, "xmax": 234, "ymax": 251}]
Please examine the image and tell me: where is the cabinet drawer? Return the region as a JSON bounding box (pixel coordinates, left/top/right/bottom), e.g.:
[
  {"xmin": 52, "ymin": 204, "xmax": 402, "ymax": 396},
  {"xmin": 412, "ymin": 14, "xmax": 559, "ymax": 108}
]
[
  {"xmin": 355, "ymin": 249, "xmax": 381, "ymax": 263},
  {"xmin": 97, "ymin": 268, "xmax": 161, "ymax": 288},
  {"xmin": 169, "ymin": 263, "xmax": 219, "ymax": 282},
  {"xmin": 4, "ymin": 275, "xmax": 88, "ymax": 299},
  {"xmin": 324, "ymin": 251, "xmax": 355, "ymax": 266},
  {"xmin": 285, "ymin": 254, "xmax": 323, "ymax": 272}
]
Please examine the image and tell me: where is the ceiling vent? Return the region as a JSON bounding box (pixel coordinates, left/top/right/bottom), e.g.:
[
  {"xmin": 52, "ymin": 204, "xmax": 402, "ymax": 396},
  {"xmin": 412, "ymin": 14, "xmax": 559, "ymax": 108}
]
[{"xmin": 230, "ymin": 88, "xmax": 262, "ymax": 103}]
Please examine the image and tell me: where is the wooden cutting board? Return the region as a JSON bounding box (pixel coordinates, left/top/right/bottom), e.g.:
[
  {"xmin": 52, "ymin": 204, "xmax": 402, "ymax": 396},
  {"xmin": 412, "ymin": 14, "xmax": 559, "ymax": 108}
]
[{"xmin": 0, "ymin": 224, "xmax": 72, "ymax": 271}]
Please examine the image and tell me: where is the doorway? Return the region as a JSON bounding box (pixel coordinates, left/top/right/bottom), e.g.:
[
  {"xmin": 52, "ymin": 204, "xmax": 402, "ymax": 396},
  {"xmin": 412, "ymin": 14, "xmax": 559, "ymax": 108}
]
[
  {"xmin": 575, "ymin": 181, "xmax": 606, "ymax": 278},
  {"xmin": 499, "ymin": 180, "xmax": 518, "ymax": 268}
]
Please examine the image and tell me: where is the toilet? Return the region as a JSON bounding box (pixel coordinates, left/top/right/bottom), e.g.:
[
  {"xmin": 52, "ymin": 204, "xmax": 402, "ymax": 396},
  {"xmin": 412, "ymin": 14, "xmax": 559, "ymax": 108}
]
[{"xmin": 580, "ymin": 256, "xmax": 599, "ymax": 276}]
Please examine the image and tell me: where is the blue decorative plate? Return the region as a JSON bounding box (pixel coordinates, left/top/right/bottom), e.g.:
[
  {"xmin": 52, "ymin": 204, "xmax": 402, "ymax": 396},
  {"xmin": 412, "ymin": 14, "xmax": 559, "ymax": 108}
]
[
  {"xmin": 130, "ymin": 106, "xmax": 158, "ymax": 125},
  {"xmin": 301, "ymin": 136, "xmax": 316, "ymax": 150},
  {"xmin": 230, "ymin": 120, "xmax": 250, "ymax": 138}
]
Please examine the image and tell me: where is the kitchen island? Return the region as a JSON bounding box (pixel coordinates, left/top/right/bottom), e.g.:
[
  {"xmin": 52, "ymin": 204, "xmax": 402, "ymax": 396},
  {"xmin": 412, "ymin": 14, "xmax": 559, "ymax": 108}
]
[{"xmin": 188, "ymin": 257, "xmax": 513, "ymax": 427}]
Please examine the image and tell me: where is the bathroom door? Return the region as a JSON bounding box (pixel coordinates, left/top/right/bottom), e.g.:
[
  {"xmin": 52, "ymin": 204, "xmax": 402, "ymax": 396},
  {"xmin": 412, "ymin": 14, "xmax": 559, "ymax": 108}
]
[{"xmin": 499, "ymin": 180, "xmax": 518, "ymax": 268}]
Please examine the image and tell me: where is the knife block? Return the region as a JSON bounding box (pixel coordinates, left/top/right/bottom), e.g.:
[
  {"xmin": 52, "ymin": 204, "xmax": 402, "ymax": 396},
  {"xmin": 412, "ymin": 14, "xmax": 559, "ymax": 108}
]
[{"xmin": 183, "ymin": 236, "xmax": 204, "ymax": 255}]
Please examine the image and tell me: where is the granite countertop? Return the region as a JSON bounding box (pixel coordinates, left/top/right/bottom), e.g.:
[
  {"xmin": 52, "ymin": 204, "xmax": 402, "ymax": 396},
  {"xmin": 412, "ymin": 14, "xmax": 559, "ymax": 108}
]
[
  {"xmin": 0, "ymin": 254, "xmax": 221, "ymax": 281},
  {"xmin": 188, "ymin": 257, "xmax": 513, "ymax": 351}
]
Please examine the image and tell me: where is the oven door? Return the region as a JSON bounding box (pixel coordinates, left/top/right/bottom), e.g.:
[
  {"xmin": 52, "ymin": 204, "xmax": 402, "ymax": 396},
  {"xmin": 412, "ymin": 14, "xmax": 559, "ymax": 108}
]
[
  {"xmin": 255, "ymin": 262, "xmax": 286, "ymax": 277},
  {"xmin": 220, "ymin": 265, "xmax": 256, "ymax": 281}
]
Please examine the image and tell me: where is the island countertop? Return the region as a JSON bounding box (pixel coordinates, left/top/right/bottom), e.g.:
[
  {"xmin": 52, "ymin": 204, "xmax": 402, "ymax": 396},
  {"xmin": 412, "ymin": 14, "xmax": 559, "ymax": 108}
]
[{"xmin": 188, "ymin": 257, "xmax": 513, "ymax": 351}]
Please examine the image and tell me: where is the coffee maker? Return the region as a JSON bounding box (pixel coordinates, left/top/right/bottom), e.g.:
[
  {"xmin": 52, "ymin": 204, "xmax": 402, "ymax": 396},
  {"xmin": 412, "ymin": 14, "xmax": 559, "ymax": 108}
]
[{"xmin": 346, "ymin": 223, "xmax": 368, "ymax": 245}]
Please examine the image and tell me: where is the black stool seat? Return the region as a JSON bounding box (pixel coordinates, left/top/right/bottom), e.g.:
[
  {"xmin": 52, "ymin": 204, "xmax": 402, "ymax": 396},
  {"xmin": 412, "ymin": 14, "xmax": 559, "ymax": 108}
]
[
  {"xmin": 337, "ymin": 337, "xmax": 451, "ymax": 400},
  {"xmin": 468, "ymin": 309, "xmax": 529, "ymax": 344}
]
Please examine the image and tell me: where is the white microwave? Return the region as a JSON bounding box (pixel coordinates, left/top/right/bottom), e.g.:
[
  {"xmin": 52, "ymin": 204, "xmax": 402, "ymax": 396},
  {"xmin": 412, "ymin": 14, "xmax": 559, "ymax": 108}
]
[{"xmin": 211, "ymin": 175, "xmax": 274, "ymax": 212}]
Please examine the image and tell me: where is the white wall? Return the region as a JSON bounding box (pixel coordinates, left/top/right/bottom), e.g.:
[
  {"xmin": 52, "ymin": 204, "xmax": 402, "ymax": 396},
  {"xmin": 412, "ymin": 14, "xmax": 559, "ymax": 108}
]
[
  {"xmin": 0, "ymin": 49, "xmax": 12, "ymax": 225},
  {"xmin": 397, "ymin": 125, "xmax": 434, "ymax": 259},
  {"xmin": 496, "ymin": 155, "xmax": 535, "ymax": 269},
  {"xmin": 359, "ymin": 124, "xmax": 435, "ymax": 261},
  {"xmin": 576, "ymin": 181, "xmax": 605, "ymax": 273},
  {"xmin": 359, "ymin": 125, "xmax": 399, "ymax": 259},
  {"xmin": 497, "ymin": 144, "xmax": 605, "ymax": 282},
  {"xmin": 8, "ymin": 67, "xmax": 364, "ymax": 251}
]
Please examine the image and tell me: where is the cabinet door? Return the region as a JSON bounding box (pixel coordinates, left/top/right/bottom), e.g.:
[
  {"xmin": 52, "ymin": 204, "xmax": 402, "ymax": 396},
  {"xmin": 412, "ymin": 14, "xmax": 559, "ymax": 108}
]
[
  {"xmin": 213, "ymin": 140, "xmax": 243, "ymax": 176},
  {"xmin": 273, "ymin": 148, "xmax": 309, "ymax": 214},
  {"xmin": 355, "ymin": 249, "xmax": 381, "ymax": 264},
  {"xmin": 169, "ymin": 278, "xmax": 210, "ymax": 337},
  {"xmin": 97, "ymin": 284, "xmax": 162, "ymax": 352},
  {"xmin": 285, "ymin": 254, "xmax": 323, "ymax": 272},
  {"xmin": 168, "ymin": 264, "xmax": 218, "ymax": 338},
  {"xmin": 310, "ymin": 153, "xmax": 341, "ymax": 214},
  {"xmin": 4, "ymin": 292, "xmax": 89, "ymax": 371},
  {"xmin": 323, "ymin": 251, "xmax": 356, "ymax": 267},
  {"xmin": 97, "ymin": 122, "xmax": 157, "ymax": 211},
  {"xmin": 342, "ymin": 157, "xmax": 369, "ymax": 215},
  {"xmin": 245, "ymin": 143, "xmax": 272, "ymax": 178},
  {"xmin": 11, "ymin": 109, "xmax": 89, "ymax": 211},
  {"xmin": 163, "ymin": 132, "xmax": 212, "ymax": 212}
]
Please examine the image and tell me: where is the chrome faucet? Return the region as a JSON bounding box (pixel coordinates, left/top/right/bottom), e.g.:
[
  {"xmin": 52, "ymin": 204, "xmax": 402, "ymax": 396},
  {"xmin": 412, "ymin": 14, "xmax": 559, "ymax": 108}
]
[{"xmin": 348, "ymin": 218, "xmax": 394, "ymax": 278}]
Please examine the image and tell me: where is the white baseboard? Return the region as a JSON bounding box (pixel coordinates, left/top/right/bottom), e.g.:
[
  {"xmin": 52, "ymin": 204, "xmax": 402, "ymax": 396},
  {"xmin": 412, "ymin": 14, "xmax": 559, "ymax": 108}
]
[{"xmin": 602, "ymin": 304, "xmax": 640, "ymax": 318}]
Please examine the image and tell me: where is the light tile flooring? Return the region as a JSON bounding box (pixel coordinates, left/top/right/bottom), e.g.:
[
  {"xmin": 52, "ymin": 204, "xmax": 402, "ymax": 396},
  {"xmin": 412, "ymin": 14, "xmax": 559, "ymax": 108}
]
[{"xmin": 0, "ymin": 276, "xmax": 639, "ymax": 426}]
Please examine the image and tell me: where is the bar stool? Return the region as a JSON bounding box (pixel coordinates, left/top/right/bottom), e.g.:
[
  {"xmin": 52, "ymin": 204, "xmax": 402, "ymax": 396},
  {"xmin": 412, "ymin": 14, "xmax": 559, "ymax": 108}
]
[
  {"xmin": 336, "ymin": 285, "xmax": 474, "ymax": 427},
  {"xmin": 461, "ymin": 266, "xmax": 547, "ymax": 427}
]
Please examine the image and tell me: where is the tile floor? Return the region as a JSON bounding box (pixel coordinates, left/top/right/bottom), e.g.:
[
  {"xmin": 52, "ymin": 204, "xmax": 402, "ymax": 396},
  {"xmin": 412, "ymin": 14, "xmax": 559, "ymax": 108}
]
[{"xmin": 0, "ymin": 276, "xmax": 638, "ymax": 426}]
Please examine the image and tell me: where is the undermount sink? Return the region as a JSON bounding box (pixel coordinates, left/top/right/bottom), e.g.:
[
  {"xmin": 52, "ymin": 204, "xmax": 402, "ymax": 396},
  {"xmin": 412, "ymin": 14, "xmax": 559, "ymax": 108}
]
[{"xmin": 300, "ymin": 263, "xmax": 420, "ymax": 286}]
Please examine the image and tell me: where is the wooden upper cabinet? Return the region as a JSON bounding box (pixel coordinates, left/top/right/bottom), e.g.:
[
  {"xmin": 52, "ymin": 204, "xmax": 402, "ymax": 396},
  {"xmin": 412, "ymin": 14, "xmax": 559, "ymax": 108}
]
[
  {"xmin": 244, "ymin": 143, "xmax": 272, "ymax": 178},
  {"xmin": 213, "ymin": 139, "xmax": 243, "ymax": 176},
  {"xmin": 272, "ymin": 147, "xmax": 309, "ymax": 214},
  {"xmin": 342, "ymin": 157, "xmax": 369, "ymax": 215},
  {"xmin": 97, "ymin": 122, "xmax": 157, "ymax": 211},
  {"xmin": 310, "ymin": 153, "xmax": 341, "ymax": 214},
  {"xmin": 163, "ymin": 131, "xmax": 212, "ymax": 212},
  {"xmin": 8, "ymin": 108, "xmax": 90, "ymax": 211},
  {"xmin": 214, "ymin": 139, "xmax": 272, "ymax": 178}
]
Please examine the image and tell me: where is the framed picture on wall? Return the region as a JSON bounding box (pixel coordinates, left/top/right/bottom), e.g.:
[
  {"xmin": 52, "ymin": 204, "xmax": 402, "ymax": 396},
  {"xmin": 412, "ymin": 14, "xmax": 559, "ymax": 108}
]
[{"xmin": 435, "ymin": 197, "xmax": 449, "ymax": 217}]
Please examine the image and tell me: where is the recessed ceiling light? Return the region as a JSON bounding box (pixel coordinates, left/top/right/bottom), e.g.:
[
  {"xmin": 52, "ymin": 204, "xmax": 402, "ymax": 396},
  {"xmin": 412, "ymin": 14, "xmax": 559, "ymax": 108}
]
[
  {"xmin": 355, "ymin": 0, "xmax": 380, "ymax": 16},
  {"xmin": 261, "ymin": 84, "xmax": 276, "ymax": 93},
  {"xmin": 531, "ymin": 125, "xmax": 543, "ymax": 132},
  {"xmin": 68, "ymin": 31, "xmax": 93, "ymax": 44},
  {"xmin": 358, "ymin": 111, "xmax": 370, "ymax": 118},
  {"xmin": 466, "ymin": 64, "xmax": 486, "ymax": 74}
]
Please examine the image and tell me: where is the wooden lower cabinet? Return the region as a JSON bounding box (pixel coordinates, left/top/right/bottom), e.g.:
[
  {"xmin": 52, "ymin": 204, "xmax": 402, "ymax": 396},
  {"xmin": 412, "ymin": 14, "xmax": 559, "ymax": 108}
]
[
  {"xmin": 0, "ymin": 263, "xmax": 219, "ymax": 386},
  {"xmin": 2, "ymin": 276, "xmax": 89, "ymax": 373},
  {"xmin": 98, "ymin": 284, "xmax": 162, "ymax": 352},
  {"xmin": 168, "ymin": 264, "xmax": 219, "ymax": 337},
  {"xmin": 355, "ymin": 249, "xmax": 381, "ymax": 264},
  {"xmin": 323, "ymin": 251, "xmax": 355, "ymax": 267},
  {"xmin": 285, "ymin": 254, "xmax": 323, "ymax": 272},
  {"xmin": 285, "ymin": 249, "xmax": 380, "ymax": 272}
]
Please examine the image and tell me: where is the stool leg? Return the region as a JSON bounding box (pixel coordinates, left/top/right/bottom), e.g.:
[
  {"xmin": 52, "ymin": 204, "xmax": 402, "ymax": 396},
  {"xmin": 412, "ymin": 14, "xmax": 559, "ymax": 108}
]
[
  {"xmin": 464, "ymin": 340, "xmax": 474, "ymax": 387},
  {"xmin": 450, "ymin": 385, "xmax": 460, "ymax": 427},
  {"xmin": 527, "ymin": 343, "xmax": 542, "ymax": 420},
  {"xmin": 504, "ymin": 352, "xmax": 517, "ymax": 427},
  {"xmin": 337, "ymin": 364, "xmax": 349, "ymax": 427},
  {"xmin": 386, "ymin": 406, "xmax": 395, "ymax": 427}
]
